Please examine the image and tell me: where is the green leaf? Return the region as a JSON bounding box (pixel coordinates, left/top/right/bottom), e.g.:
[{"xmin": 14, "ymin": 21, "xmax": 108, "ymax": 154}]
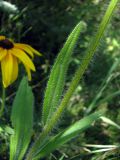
[
  {"xmin": 42, "ymin": 21, "xmax": 86, "ymax": 125},
  {"xmin": 34, "ymin": 112, "xmax": 102, "ymax": 159},
  {"xmin": 10, "ymin": 77, "xmax": 34, "ymax": 160}
]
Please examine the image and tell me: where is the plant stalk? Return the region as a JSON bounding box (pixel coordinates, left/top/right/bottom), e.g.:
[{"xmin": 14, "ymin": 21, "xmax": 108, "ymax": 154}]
[{"xmin": 26, "ymin": 0, "xmax": 119, "ymax": 159}]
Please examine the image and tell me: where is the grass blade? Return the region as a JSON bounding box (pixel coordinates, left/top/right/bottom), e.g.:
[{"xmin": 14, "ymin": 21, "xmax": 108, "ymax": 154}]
[
  {"xmin": 34, "ymin": 112, "xmax": 102, "ymax": 159},
  {"xmin": 98, "ymin": 90, "xmax": 120, "ymax": 105},
  {"xmin": 86, "ymin": 58, "xmax": 120, "ymax": 114},
  {"xmin": 101, "ymin": 116, "xmax": 120, "ymax": 129}
]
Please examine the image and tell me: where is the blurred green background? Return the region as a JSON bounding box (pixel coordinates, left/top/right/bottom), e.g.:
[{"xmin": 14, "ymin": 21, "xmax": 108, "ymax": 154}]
[{"xmin": 0, "ymin": 0, "xmax": 120, "ymax": 159}]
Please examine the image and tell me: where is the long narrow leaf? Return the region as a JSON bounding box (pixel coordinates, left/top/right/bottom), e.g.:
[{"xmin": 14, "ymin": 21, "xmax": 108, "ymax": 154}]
[
  {"xmin": 98, "ymin": 90, "xmax": 120, "ymax": 105},
  {"xmin": 42, "ymin": 21, "xmax": 86, "ymax": 125},
  {"xmin": 10, "ymin": 77, "xmax": 34, "ymax": 160},
  {"xmin": 34, "ymin": 112, "xmax": 102, "ymax": 159}
]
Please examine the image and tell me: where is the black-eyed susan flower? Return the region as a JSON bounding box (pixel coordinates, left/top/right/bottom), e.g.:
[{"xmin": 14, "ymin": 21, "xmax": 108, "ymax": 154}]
[{"xmin": 0, "ymin": 35, "xmax": 42, "ymax": 88}]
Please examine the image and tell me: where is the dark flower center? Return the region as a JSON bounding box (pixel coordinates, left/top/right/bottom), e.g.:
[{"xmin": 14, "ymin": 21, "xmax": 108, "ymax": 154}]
[{"xmin": 0, "ymin": 39, "xmax": 14, "ymax": 49}]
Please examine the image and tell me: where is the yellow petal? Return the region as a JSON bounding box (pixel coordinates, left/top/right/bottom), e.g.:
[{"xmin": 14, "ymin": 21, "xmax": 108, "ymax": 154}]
[
  {"xmin": 0, "ymin": 36, "xmax": 5, "ymax": 41},
  {"xmin": 15, "ymin": 43, "xmax": 42, "ymax": 56},
  {"xmin": 24, "ymin": 64, "xmax": 32, "ymax": 81},
  {"xmin": 14, "ymin": 43, "xmax": 34, "ymax": 58},
  {"xmin": 26, "ymin": 45, "xmax": 42, "ymax": 56},
  {"xmin": 11, "ymin": 56, "xmax": 18, "ymax": 83},
  {"xmin": 0, "ymin": 49, "xmax": 7, "ymax": 61},
  {"xmin": 11, "ymin": 48, "xmax": 36, "ymax": 71},
  {"xmin": 1, "ymin": 52, "xmax": 13, "ymax": 88}
]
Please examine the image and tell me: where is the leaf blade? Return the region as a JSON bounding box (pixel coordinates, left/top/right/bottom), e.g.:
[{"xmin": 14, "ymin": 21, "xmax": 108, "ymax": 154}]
[
  {"xmin": 35, "ymin": 112, "xmax": 102, "ymax": 159},
  {"xmin": 42, "ymin": 21, "xmax": 86, "ymax": 125},
  {"xmin": 10, "ymin": 77, "xmax": 34, "ymax": 160}
]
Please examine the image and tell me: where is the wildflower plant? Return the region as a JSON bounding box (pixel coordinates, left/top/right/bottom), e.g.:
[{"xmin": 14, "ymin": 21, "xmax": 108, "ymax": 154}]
[
  {"xmin": 0, "ymin": 0, "xmax": 119, "ymax": 159},
  {"xmin": 0, "ymin": 36, "xmax": 41, "ymax": 88}
]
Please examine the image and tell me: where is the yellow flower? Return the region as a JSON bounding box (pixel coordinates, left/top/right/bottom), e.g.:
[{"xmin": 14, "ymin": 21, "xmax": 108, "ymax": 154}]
[{"xmin": 0, "ymin": 35, "xmax": 42, "ymax": 88}]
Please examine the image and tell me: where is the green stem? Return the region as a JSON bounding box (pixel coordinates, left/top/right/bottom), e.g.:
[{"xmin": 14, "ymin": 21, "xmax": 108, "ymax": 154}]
[
  {"xmin": 26, "ymin": 0, "xmax": 119, "ymax": 159},
  {"xmin": 0, "ymin": 87, "xmax": 6, "ymax": 117}
]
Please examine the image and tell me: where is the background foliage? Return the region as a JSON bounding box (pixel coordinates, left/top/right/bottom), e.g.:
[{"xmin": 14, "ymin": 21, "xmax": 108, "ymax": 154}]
[{"xmin": 0, "ymin": 0, "xmax": 120, "ymax": 159}]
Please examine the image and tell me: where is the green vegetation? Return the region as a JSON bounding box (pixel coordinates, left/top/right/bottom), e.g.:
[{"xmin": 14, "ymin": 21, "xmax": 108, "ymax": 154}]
[{"xmin": 0, "ymin": 0, "xmax": 120, "ymax": 160}]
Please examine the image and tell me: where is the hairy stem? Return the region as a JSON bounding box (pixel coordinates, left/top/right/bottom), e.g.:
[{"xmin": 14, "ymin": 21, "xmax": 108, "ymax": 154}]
[{"xmin": 26, "ymin": 0, "xmax": 119, "ymax": 159}]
